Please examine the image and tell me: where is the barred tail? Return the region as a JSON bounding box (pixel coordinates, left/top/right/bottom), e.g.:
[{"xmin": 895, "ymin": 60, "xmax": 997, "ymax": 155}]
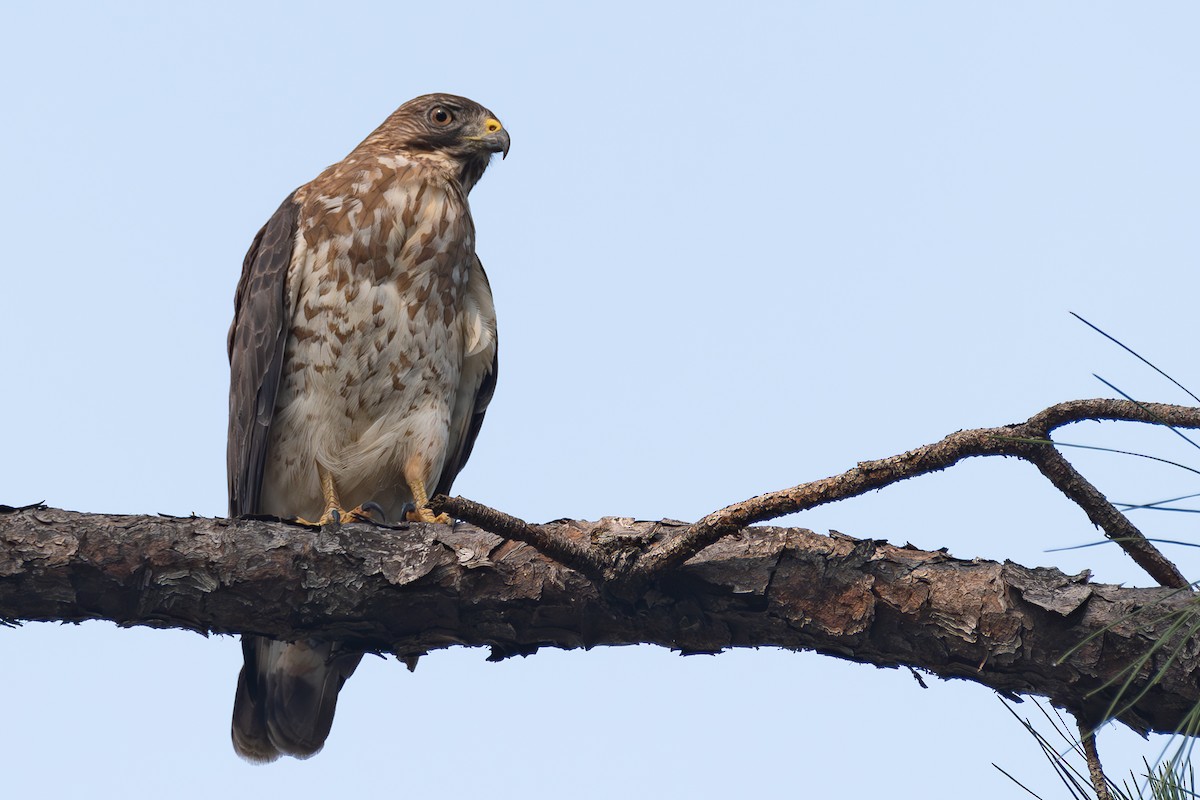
[{"xmin": 232, "ymin": 635, "xmax": 362, "ymax": 763}]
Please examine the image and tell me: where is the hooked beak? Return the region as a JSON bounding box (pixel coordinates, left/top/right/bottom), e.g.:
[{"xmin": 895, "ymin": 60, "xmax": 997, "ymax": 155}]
[{"xmin": 470, "ymin": 117, "xmax": 510, "ymax": 159}]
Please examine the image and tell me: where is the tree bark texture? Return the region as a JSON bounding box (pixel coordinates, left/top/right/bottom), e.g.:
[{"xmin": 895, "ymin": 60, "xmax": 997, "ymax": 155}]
[{"xmin": 2, "ymin": 506, "xmax": 1195, "ymax": 736}]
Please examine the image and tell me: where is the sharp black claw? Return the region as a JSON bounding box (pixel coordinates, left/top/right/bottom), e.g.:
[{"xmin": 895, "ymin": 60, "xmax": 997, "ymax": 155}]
[
  {"xmin": 398, "ymin": 501, "xmax": 415, "ymax": 519},
  {"xmin": 360, "ymin": 501, "xmax": 387, "ymax": 523},
  {"xmin": 330, "ymin": 508, "xmax": 341, "ymax": 525}
]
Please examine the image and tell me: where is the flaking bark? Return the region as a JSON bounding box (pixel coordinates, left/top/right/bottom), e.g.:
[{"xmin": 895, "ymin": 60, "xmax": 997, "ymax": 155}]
[{"xmin": 2, "ymin": 505, "xmax": 1197, "ymax": 736}]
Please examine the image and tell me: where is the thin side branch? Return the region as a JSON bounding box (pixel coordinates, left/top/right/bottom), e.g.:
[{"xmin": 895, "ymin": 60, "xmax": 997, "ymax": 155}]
[
  {"xmin": 430, "ymin": 495, "xmax": 613, "ymax": 582},
  {"xmin": 431, "ymin": 399, "xmax": 1194, "ymax": 590},
  {"xmin": 1024, "ymin": 445, "xmax": 1186, "ymax": 588},
  {"xmin": 429, "ymin": 400, "xmax": 1194, "ymax": 589},
  {"xmin": 1077, "ymin": 716, "xmax": 1113, "ymax": 800},
  {"xmin": 634, "ymin": 398, "xmax": 1195, "ymax": 588}
]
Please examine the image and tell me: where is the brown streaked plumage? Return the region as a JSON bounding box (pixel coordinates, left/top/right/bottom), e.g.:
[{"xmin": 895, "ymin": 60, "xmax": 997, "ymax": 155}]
[{"xmin": 226, "ymin": 93, "xmax": 508, "ymax": 762}]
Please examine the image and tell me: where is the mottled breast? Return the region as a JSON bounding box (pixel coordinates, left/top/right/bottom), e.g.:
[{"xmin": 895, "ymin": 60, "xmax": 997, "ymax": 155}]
[{"xmin": 260, "ymin": 153, "xmax": 477, "ymax": 520}]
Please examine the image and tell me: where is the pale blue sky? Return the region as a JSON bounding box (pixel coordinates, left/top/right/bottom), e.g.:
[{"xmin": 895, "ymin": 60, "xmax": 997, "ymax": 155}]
[{"xmin": 3, "ymin": 3, "xmax": 1199, "ymax": 797}]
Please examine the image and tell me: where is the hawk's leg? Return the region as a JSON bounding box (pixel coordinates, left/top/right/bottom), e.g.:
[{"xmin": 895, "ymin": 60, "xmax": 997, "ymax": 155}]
[
  {"xmin": 405, "ymin": 476, "xmax": 452, "ymax": 524},
  {"xmin": 293, "ymin": 465, "xmax": 373, "ymax": 526}
]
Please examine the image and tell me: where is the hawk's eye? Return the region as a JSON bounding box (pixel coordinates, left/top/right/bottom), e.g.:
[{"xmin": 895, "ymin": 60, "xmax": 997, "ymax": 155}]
[{"xmin": 429, "ymin": 107, "xmax": 454, "ymax": 126}]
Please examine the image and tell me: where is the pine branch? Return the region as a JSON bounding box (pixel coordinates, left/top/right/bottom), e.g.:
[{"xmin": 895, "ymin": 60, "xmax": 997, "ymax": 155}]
[{"xmin": 2, "ymin": 505, "xmax": 1197, "ymax": 736}]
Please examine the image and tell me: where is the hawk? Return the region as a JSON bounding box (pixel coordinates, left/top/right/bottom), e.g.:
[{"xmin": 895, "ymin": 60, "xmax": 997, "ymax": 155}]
[{"xmin": 226, "ymin": 93, "xmax": 508, "ymax": 762}]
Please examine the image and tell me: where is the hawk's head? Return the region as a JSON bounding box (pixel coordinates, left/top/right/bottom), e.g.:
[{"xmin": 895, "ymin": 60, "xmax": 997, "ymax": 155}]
[{"xmin": 370, "ymin": 93, "xmax": 510, "ymax": 190}]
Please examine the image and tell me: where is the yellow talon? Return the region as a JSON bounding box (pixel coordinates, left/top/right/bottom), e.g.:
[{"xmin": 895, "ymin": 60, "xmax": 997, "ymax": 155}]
[
  {"xmin": 404, "ymin": 477, "xmax": 451, "ymax": 524},
  {"xmin": 405, "ymin": 506, "xmax": 452, "ymax": 524},
  {"xmin": 292, "ymin": 465, "xmax": 374, "ymax": 526}
]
